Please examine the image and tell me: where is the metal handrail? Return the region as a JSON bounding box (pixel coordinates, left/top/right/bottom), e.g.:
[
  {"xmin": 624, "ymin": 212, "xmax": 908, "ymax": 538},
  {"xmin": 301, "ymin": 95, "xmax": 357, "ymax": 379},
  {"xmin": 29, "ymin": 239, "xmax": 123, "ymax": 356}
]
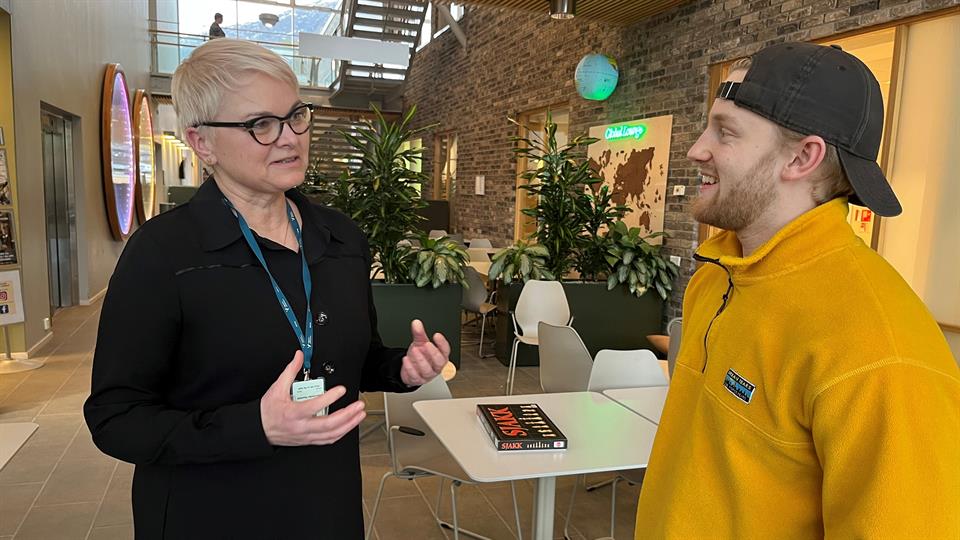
[
  {"xmin": 149, "ymin": 27, "xmax": 301, "ymax": 50},
  {"xmin": 147, "ymin": 28, "xmax": 339, "ymax": 89}
]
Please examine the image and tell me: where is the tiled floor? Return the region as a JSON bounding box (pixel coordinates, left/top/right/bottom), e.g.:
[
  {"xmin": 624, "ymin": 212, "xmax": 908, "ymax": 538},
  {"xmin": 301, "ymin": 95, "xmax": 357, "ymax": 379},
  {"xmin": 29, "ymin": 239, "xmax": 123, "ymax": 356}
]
[{"xmin": 0, "ymin": 301, "xmax": 643, "ymax": 539}]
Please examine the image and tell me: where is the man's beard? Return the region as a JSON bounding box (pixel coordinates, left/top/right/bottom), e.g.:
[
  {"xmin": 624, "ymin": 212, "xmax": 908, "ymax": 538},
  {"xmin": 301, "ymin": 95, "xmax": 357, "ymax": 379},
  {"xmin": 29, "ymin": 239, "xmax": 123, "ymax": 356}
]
[{"xmin": 692, "ymin": 152, "xmax": 779, "ymax": 232}]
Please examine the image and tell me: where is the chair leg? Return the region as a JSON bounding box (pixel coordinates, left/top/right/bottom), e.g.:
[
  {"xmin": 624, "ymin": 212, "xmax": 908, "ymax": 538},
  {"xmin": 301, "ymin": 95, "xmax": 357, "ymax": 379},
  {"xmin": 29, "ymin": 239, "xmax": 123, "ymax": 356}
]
[
  {"xmin": 478, "ymin": 314, "xmax": 487, "ymax": 357},
  {"xmin": 510, "ymin": 481, "xmax": 523, "ymax": 540},
  {"xmin": 562, "ymin": 474, "xmax": 581, "ymax": 540},
  {"xmin": 507, "ymin": 337, "xmax": 520, "ymax": 395},
  {"xmin": 434, "ymin": 479, "xmax": 492, "ymax": 540},
  {"xmin": 451, "ymin": 480, "xmax": 461, "ymax": 540},
  {"xmin": 365, "ymin": 471, "xmax": 394, "ymax": 540},
  {"xmin": 609, "ymin": 476, "xmax": 623, "ymax": 539},
  {"xmin": 434, "ymin": 477, "xmax": 446, "ymax": 516}
]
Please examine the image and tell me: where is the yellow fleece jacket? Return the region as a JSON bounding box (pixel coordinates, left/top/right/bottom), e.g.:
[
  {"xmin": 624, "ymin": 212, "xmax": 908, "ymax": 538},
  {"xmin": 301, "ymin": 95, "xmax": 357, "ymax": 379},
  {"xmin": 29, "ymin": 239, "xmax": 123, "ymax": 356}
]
[{"xmin": 635, "ymin": 199, "xmax": 960, "ymax": 539}]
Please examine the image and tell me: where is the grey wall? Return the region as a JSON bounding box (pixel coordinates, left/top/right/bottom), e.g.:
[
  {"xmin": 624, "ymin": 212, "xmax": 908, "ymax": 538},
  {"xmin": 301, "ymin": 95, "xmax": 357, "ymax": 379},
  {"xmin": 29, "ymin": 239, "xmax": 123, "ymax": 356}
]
[{"xmin": 10, "ymin": 0, "xmax": 149, "ymax": 349}]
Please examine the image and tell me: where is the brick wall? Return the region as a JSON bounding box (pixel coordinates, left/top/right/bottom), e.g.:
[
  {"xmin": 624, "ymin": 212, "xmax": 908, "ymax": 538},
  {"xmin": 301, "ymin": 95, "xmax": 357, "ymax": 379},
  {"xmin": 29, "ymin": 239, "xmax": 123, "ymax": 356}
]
[{"xmin": 402, "ymin": 0, "xmax": 959, "ymax": 317}]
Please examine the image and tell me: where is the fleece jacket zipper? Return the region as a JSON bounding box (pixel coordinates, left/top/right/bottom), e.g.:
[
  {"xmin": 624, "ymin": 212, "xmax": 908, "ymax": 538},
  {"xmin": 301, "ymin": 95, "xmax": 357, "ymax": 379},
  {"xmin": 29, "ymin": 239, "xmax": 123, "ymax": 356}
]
[{"xmin": 692, "ymin": 253, "xmax": 734, "ymax": 373}]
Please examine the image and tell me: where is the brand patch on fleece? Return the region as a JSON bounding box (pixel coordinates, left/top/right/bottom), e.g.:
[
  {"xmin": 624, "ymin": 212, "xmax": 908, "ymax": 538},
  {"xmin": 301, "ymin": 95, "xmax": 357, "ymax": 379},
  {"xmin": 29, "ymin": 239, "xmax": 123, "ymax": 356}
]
[{"xmin": 723, "ymin": 369, "xmax": 756, "ymax": 404}]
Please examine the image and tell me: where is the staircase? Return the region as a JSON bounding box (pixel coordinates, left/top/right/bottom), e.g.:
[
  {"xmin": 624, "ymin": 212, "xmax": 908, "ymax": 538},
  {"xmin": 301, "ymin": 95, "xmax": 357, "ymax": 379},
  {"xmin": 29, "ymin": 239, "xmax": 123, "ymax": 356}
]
[{"xmin": 329, "ymin": 0, "xmax": 429, "ymax": 109}]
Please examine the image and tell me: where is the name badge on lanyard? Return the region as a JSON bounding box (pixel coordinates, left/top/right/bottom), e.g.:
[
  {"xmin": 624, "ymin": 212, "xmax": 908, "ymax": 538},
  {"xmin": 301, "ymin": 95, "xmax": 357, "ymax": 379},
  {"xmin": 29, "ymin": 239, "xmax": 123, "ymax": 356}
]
[{"xmin": 224, "ymin": 198, "xmax": 326, "ymax": 414}]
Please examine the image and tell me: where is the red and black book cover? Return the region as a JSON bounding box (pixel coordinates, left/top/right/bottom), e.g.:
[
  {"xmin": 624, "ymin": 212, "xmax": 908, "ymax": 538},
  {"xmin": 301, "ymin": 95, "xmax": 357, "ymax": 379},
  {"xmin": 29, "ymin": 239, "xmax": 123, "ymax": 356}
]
[{"xmin": 476, "ymin": 403, "xmax": 568, "ymax": 451}]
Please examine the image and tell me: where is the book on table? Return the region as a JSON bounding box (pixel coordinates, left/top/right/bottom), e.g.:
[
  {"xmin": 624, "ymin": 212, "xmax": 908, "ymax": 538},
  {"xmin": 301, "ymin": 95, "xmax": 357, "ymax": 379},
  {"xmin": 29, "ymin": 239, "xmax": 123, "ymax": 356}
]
[{"xmin": 476, "ymin": 403, "xmax": 568, "ymax": 451}]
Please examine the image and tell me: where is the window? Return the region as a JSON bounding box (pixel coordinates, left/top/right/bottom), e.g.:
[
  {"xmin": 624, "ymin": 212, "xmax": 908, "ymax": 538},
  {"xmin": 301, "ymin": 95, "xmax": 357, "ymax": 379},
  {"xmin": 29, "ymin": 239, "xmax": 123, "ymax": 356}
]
[
  {"xmin": 418, "ymin": 3, "xmax": 433, "ymax": 49},
  {"xmin": 513, "ymin": 107, "xmax": 570, "ymax": 241},
  {"xmin": 164, "ymin": 0, "xmax": 343, "ymax": 86},
  {"xmin": 418, "ymin": 2, "xmax": 465, "ymax": 49},
  {"xmin": 433, "ymin": 134, "xmax": 457, "ymax": 201},
  {"xmin": 399, "ymin": 138, "xmax": 423, "ymax": 196}
]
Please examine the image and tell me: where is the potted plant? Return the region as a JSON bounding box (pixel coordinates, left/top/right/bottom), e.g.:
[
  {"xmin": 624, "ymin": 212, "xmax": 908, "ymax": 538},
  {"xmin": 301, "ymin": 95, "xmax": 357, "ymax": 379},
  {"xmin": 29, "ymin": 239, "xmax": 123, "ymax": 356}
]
[
  {"xmin": 306, "ymin": 106, "xmax": 468, "ymax": 366},
  {"xmin": 487, "ymin": 240, "xmax": 554, "ymax": 284},
  {"xmin": 490, "ymin": 113, "xmax": 678, "ymax": 365}
]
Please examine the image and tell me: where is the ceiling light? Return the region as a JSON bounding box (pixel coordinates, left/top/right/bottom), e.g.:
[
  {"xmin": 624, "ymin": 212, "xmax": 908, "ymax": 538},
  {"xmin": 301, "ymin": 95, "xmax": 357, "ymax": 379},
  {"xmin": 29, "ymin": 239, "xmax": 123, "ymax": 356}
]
[
  {"xmin": 549, "ymin": 0, "xmax": 576, "ymax": 19},
  {"xmin": 259, "ymin": 13, "xmax": 279, "ymax": 28}
]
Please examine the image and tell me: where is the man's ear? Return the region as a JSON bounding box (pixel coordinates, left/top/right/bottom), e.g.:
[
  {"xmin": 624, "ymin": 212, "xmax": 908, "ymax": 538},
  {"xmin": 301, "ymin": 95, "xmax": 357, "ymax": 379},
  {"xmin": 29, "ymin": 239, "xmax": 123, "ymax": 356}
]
[
  {"xmin": 781, "ymin": 135, "xmax": 827, "ymax": 183},
  {"xmin": 184, "ymin": 126, "xmax": 217, "ymax": 167}
]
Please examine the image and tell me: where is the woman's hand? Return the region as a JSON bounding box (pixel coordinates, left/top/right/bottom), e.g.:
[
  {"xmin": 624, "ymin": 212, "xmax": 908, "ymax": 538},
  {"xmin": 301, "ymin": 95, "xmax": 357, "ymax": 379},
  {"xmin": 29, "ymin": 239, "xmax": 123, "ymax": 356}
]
[
  {"xmin": 260, "ymin": 351, "xmax": 366, "ymax": 446},
  {"xmin": 400, "ymin": 319, "xmax": 451, "ymax": 387}
]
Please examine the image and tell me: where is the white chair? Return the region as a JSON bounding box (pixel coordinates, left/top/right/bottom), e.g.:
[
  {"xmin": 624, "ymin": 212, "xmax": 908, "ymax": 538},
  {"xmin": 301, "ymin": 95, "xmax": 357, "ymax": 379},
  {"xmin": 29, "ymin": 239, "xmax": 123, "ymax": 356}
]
[
  {"xmin": 466, "ymin": 238, "xmax": 493, "ymax": 248},
  {"xmin": 428, "ymin": 229, "xmax": 448, "ymax": 239},
  {"xmin": 506, "ymin": 280, "xmax": 572, "ymax": 395},
  {"xmin": 588, "ymin": 349, "xmax": 668, "ymax": 390},
  {"xmin": 537, "ymin": 322, "xmax": 592, "ymax": 393},
  {"xmin": 666, "ymin": 317, "xmax": 682, "ymax": 377},
  {"xmin": 367, "ymin": 377, "xmax": 522, "ymax": 540},
  {"xmin": 562, "ymin": 349, "xmax": 667, "ymax": 539},
  {"xmin": 461, "ymin": 266, "xmax": 497, "ymax": 357}
]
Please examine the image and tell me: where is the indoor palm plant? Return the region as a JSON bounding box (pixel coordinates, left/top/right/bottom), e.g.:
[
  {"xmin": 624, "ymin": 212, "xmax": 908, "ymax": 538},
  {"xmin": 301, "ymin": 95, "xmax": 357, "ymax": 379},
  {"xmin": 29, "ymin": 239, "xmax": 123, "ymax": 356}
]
[
  {"xmin": 490, "ymin": 113, "xmax": 678, "ymax": 365},
  {"xmin": 339, "ymin": 105, "xmax": 431, "ymax": 283},
  {"xmin": 491, "ymin": 113, "xmax": 676, "ymax": 299},
  {"xmin": 303, "ymin": 106, "xmax": 468, "ymax": 364},
  {"xmin": 509, "ymin": 114, "xmax": 600, "ymax": 279}
]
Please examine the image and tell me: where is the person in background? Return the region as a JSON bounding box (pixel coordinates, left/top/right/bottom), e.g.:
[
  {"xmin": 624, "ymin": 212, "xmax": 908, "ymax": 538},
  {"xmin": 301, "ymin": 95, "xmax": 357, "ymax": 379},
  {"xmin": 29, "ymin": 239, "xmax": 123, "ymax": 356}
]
[
  {"xmin": 636, "ymin": 42, "xmax": 959, "ymax": 538},
  {"xmin": 84, "ymin": 38, "xmax": 450, "ymax": 538},
  {"xmin": 209, "ymin": 12, "xmax": 226, "ymax": 39}
]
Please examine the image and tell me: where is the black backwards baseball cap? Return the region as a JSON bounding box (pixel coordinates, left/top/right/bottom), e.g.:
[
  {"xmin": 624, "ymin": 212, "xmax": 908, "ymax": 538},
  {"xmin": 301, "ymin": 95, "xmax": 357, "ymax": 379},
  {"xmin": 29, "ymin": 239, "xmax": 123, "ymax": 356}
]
[{"xmin": 715, "ymin": 42, "xmax": 902, "ymax": 217}]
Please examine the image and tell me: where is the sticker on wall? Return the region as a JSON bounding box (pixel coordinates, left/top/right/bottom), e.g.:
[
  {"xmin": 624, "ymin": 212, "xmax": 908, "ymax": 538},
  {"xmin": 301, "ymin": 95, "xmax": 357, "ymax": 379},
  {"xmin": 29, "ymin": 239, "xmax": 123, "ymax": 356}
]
[{"xmin": 587, "ymin": 115, "xmax": 673, "ymax": 243}]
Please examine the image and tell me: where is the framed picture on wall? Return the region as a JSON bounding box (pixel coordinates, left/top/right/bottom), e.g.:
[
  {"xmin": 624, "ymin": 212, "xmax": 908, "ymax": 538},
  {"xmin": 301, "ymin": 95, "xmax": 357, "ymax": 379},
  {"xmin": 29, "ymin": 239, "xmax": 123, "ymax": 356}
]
[
  {"xmin": 0, "ymin": 210, "xmax": 17, "ymax": 266},
  {"xmin": 0, "ymin": 149, "xmax": 10, "ymax": 205}
]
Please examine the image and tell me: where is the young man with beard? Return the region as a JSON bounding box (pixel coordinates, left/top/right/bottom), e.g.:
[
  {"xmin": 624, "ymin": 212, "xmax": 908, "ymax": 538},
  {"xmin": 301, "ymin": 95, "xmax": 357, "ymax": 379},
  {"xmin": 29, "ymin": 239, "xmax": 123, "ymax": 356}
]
[{"xmin": 635, "ymin": 42, "xmax": 959, "ymax": 538}]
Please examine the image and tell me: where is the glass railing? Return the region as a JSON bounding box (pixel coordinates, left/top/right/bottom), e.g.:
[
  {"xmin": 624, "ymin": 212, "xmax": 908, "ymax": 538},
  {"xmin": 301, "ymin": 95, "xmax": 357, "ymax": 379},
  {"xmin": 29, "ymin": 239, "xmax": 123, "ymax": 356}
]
[{"xmin": 149, "ymin": 25, "xmax": 340, "ymax": 89}]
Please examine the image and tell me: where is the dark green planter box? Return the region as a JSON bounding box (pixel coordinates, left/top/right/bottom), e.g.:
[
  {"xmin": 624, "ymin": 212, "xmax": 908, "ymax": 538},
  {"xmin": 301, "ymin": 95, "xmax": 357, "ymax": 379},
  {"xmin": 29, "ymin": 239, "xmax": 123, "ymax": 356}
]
[
  {"xmin": 371, "ymin": 283, "xmax": 463, "ymax": 368},
  {"xmin": 494, "ymin": 282, "xmax": 664, "ymax": 367}
]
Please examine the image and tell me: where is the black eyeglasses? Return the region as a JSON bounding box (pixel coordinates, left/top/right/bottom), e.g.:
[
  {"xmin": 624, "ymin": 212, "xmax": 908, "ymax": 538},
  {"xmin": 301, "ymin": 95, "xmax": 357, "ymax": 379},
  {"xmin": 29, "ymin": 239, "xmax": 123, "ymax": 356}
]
[{"xmin": 197, "ymin": 103, "xmax": 315, "ymax": 145}]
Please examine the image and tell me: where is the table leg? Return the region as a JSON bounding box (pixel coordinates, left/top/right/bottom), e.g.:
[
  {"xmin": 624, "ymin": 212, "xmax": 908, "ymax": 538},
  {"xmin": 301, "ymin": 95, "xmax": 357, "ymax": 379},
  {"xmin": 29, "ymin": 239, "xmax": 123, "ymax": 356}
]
[{"xmin": 531, "ymin": 476, "xmax": 556, "ymax": 540}]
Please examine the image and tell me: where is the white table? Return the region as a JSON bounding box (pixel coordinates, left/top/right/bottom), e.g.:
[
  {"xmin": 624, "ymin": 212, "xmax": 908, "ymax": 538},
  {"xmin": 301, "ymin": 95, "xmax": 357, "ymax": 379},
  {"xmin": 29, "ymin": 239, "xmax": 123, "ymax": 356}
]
[
  {"xmin": 602, "ymin": 386, "xmax": 669, "ymax": 425},
  {"xmin": 414, "ymin": 391, "xmax": 658, "ymax": 540}
]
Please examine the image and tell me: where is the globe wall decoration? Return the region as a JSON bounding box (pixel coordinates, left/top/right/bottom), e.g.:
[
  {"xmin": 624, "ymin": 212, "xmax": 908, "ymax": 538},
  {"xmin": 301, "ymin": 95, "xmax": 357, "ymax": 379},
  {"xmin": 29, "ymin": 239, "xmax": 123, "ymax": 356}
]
[
  {"xmin": 100, "ymin": 63, "xmax": 135, "ymax": 240},
  {"xmin": 575, "ymin": 54, "xmax": 619, "ymax": 101},
  {"xmin": 132, "ymin": 90, "xmax": 157, "ymax": 223}
]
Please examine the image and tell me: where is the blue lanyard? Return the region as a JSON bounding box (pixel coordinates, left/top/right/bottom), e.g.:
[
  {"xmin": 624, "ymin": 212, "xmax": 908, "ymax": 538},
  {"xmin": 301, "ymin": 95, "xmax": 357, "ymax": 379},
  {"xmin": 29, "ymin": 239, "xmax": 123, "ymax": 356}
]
[{"xmin": 224, "ymin": 198, "xmax": 315, "ymax": 379}]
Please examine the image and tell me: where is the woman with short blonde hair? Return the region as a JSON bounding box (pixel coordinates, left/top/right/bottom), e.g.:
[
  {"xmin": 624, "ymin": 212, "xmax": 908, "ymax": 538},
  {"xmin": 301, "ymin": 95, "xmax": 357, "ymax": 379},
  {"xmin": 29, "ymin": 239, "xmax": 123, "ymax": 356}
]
[{"xmin": 86, "ymin": 39, "xmax": 451, "ymax": 539}]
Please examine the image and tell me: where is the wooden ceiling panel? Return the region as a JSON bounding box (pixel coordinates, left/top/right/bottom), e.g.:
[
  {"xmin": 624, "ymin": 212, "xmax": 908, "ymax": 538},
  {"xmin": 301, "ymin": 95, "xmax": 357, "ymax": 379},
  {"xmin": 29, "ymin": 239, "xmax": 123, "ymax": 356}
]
[{"xmin": 434, "ymin": 0, "xmax": 689, "ymax": 25}]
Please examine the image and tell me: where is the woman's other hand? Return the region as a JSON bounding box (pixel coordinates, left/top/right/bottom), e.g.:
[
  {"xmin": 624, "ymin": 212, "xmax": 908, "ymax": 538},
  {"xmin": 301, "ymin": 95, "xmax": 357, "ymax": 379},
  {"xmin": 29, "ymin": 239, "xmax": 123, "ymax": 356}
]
[
  {"xmin": 400, "ymin": 319, "xmax": 451, "ymax": 387},
  {"xmin": 260, "ymin": 351, "xmax": 366, "ymax": 446}
]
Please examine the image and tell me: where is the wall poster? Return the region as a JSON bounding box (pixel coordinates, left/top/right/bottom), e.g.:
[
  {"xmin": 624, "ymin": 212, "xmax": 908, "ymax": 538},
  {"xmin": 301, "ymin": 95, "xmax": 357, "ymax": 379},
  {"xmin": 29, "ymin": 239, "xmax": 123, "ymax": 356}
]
[
  {"xmin": 0, "ymin": 210, "xmax": 17, "ymax": 266},
  {"xmin": 588, "ymin": 115, "xmax": 674, "ymax": 244}
]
